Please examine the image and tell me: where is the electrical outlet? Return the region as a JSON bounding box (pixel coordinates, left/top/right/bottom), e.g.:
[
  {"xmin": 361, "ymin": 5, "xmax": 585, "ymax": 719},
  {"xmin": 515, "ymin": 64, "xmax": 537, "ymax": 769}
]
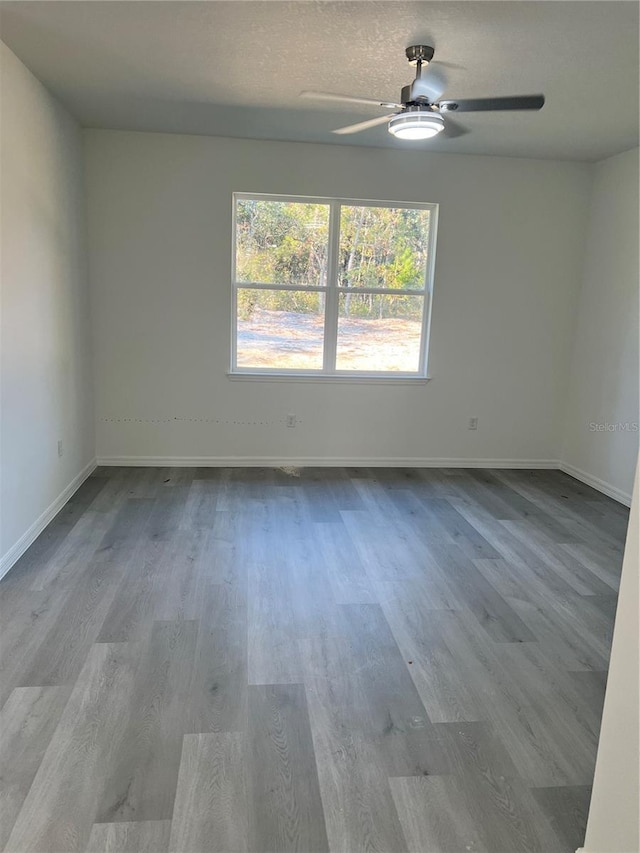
[
  {"xmin": 286, "ymin": 414, "xmax": 297, "ymax": 428},
  {"xmin": 468, "ymin": 417, "xmax": 478, "ymax": 431},
  {"xmin": 57, "ymin": 440, "xmax": 64, "ymax": 457}
]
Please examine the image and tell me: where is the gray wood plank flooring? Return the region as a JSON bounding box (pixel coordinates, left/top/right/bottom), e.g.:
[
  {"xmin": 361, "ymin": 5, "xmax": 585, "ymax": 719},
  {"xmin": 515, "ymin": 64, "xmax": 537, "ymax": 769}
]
[
  {"xmin": 247, "ymin": 683, "xmax": 329, "ymax": 853},
  {"xmin": 86, "ymin": 821, "xmax": 171, "ymax": 853},
  {"xmin": 169, "ymin": 733, "xmax": 248, "ymax": 853},
  {"xmin": 0, "ymin": 467, "xmax": 628, "ymax": 852}
]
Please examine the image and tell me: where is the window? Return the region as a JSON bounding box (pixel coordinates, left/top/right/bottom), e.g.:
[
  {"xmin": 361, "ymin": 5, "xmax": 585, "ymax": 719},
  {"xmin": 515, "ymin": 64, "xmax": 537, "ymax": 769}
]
[{"xmin": 231, "ymin": 193, "xmax": 438, "ymax": 378}]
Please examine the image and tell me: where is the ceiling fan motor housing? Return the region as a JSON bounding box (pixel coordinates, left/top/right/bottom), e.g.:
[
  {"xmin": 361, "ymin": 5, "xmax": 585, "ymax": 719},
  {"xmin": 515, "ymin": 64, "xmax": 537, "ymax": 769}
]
[{"xmin": 401, "ymin": 84, "xmax": 432, "ymax": 105}]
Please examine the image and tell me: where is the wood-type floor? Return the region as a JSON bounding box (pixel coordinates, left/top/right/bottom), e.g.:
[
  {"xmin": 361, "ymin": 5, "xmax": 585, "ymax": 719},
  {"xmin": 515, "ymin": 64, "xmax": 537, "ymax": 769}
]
[{"xmin": 0, "ymin": 466, "xmax": 629, "ymax": 853}]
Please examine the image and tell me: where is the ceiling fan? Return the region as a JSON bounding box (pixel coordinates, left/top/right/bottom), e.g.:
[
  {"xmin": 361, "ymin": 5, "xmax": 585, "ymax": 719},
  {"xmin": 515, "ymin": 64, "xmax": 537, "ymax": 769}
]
[{"xmin": 301, "ymin": 45, "xmax": 545, "ymax": 141}]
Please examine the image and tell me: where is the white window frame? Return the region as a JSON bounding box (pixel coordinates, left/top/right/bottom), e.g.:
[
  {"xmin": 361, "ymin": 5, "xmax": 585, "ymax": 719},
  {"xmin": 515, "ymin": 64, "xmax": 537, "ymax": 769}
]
[{"xmin": 230, "ymin": 192, "xmax": 439, "ymax": 381}]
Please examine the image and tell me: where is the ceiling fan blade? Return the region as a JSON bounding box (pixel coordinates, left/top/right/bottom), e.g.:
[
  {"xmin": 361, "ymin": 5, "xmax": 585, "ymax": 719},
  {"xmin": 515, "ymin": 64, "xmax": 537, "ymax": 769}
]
[
  {"xmin": 437, "ymin": 94, "xmax": 545, "ymax": 112},
  {"xmin": 443, "ymin": 116, "xmax": 470, "ymax": 138},
  {"xmin": 332, "ymin": 114, "xmax": 396, "ymax": 135},
  {"xmin": 410, "ymin": 67, "xmax": 447, "ymax": 102},
  {"xmin": 433, "ymin": 60, "xmax": 465, "ymax": 71},
  {"xmin": 300, "ymin": 90, "xmax": 401, "ymax": 109}
]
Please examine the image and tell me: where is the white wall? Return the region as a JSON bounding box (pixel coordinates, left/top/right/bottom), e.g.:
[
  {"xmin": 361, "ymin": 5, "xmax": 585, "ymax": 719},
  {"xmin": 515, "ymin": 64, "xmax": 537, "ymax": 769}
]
[
  {"xmin": 579, "ymin": 463, "xmax": 639, "ymax": 853},
  {"xmin": 0, "ymin": 42, "xmax": 94, "ymax": 573},
  {"xmin": 84, "ymin": 129, "xmax": 592, "ymax": 466},
  {"xmin": 562, "ymin": 148, "xmax": 639, "ymax": 502}
]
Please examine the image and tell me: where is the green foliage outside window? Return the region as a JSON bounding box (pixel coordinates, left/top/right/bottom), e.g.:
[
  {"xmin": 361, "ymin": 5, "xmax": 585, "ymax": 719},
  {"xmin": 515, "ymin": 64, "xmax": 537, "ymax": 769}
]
[{"xmin": 236, "ymin": 200, "xmax": 430, "ymax": 321}]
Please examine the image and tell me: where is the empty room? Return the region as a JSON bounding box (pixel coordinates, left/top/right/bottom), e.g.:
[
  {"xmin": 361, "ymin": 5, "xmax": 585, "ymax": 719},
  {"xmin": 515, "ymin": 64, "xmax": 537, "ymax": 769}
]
[{"xmin": 1, "ymin": 2, "xmax": 639, "ymax": 852}]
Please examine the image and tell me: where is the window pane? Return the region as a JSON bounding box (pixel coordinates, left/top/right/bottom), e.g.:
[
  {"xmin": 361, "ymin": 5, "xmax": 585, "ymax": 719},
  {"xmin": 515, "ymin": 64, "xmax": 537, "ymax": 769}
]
[
  {"xmin": 235, "ymin": 199, "xmax": 330, "ymax": 287},
  {"xmin": 336, "ymin": 293, "xmax": 424, "ymax": 372},
  {"xmin": 338, "ymin": 205, "xmax": 430, "ymax": 290},
  {"xmin": 236, "ymin": 289, "xmax": 325, "ymax": 370}
]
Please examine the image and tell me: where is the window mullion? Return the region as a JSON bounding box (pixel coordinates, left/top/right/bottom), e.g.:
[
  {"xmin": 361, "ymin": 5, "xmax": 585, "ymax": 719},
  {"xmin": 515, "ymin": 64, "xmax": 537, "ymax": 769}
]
[{"xmin": 323, "ymin": 201, "xmax": 341, "ymax": 373}]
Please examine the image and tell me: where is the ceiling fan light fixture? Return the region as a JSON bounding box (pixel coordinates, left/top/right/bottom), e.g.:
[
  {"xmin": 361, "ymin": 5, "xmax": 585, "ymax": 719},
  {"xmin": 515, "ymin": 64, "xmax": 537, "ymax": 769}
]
[{"xmin": 388, "ymin": 110, "xmax": 445, "ymax": 140}]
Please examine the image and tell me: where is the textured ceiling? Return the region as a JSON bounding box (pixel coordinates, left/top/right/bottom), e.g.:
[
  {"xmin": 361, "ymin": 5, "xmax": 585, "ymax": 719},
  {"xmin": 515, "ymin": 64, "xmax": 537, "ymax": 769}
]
[{"xmin": 1, "ymin": 1, "xmax": 638, "ymax": 161}]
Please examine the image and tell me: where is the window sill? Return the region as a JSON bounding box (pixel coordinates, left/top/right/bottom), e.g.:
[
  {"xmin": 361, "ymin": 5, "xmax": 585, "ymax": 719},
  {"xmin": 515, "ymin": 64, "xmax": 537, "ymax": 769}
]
[{"xmin": 227, "ymin": 372, "xmax": 431, "ymax": 385}]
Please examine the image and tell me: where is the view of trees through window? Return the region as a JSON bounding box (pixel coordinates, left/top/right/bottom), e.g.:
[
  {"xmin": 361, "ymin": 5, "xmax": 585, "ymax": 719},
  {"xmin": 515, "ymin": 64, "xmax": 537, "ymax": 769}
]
[{"xmin": 233, "ymin": 196, "xmax": 435, "ymax": 373}]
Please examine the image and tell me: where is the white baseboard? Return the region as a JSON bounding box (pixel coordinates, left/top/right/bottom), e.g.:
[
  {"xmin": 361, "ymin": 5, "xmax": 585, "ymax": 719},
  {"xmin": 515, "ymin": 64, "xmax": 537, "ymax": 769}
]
[
  {"xmin": 0, "ymin": 458, "xmax": 97, "ymax": 582},
  {"xmin": 559, "ymin": 462, "xmax": 632, "ymax": 507},
  {"xmin": 96, "ymin": 455, "xmax": 560, "ymax": 470},
  {"xmin": 574, "ymin": 848, "xmax": 627, "ymax": 853}
]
